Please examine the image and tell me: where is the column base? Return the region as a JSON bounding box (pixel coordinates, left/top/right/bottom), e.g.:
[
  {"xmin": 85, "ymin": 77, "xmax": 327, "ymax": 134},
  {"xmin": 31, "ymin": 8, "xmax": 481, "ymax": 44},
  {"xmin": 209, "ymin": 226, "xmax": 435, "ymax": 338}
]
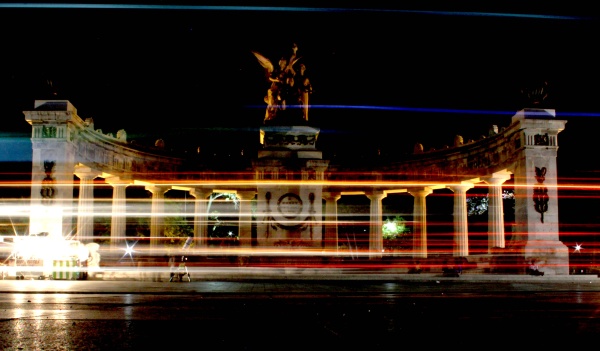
[{"xmin": 507, "ymin": 240, "xmax": 570, "ymax": 275}]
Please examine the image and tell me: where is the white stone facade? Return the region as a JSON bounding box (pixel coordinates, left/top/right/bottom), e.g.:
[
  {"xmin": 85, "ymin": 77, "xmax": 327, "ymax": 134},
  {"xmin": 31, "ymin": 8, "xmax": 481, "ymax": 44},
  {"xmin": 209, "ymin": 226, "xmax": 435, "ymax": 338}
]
[{"xmin": 24, "ymin": 101, "xmax": 569, "ymax": 274}]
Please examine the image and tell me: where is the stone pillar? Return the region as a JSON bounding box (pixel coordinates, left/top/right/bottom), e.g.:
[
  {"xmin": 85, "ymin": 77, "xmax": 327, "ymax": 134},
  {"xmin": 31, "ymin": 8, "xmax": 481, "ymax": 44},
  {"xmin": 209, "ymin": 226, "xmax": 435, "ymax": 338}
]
[
  {"xmin": 483, "ymin": 171, "xmax": 512, "ymax": 253},
  {"xmin": 511, "ymin": 109, "xmax": 569, "ymax": 274},
  {"xmin": 408, "ymin": 187, "xmax": 433, "ymax": 258},
  {"xmin": 25, "ymin": 100, "xmax": 80, "ymax": 239},
  {"xmin": 74, "ymin": 165, "xmax": 100, "ymax": 242},
  {"xmin": 366, "ymin": 191, "xmax": 386, "ymax": 259},
  {"xmin": 237, "ymin": 190, "xmax": 256, "ymax": 248},
  {"xmin": 105, "ymin": 177, "xmax": 131, "ymax": 248},
  {"xmin": 449, "ymin": 183, "xmax": 474, "ymax": 257},
  {"xmin": 189, "ymin": 188, "xmax": 212, "ymax": 248},
  {"xmin": 323, "ymin": 192, "xmax": 341, "ymax": 251},
  {"xmin": 145, "ymin": 185, "xmax": 170, "ymax": 251}
]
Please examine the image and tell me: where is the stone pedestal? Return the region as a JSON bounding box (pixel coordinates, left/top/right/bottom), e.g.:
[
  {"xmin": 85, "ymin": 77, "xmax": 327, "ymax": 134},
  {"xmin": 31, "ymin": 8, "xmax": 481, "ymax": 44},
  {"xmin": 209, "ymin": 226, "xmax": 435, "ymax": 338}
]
[
  {"xmin": 258, "ymin": 125, "xmax": 322, "ymax": 159},
  {"xmin": 253, "ymin": 125, "xmax": 329, "ymax": 248}
]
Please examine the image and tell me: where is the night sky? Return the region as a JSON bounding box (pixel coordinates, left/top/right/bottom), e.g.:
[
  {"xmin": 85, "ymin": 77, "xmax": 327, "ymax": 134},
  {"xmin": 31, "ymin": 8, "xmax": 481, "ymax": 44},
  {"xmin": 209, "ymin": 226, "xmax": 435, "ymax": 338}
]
[{"xmin": 0, "ymin": 2, "xmax": 598, "ymax": 177}]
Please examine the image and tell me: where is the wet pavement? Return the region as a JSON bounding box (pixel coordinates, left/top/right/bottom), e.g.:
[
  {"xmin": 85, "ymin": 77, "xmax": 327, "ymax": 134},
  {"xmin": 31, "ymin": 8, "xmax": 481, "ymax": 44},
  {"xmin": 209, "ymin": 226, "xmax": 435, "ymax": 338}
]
[{"xmin": 1, "ymin": 271, "xmax": 600, "ymax": 350}]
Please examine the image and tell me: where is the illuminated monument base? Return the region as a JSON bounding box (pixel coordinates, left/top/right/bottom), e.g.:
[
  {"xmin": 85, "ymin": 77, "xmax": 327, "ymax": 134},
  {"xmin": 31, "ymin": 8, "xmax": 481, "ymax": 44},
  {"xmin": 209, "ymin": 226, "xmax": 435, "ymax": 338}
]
[
  {"xmin": 525, "ymin": 241, "xmax": 569, "ymax": 275},
  {"xmin": 254, "ymin": 125, "xmax": 329, "ymax": 248}
]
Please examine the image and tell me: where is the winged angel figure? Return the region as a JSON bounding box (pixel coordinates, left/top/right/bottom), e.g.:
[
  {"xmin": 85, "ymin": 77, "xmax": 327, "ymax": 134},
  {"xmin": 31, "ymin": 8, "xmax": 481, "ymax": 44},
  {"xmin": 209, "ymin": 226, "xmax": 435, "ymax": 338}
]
[{"xmin": 252, "ymin": 43, "xmax": 308, "ymax": 122}]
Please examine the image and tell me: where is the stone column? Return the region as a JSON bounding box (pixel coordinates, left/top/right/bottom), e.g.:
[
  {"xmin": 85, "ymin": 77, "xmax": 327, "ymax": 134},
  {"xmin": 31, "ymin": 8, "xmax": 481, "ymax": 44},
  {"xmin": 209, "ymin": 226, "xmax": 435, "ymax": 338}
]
[
  {"xmin": 25, "ymin": 100, "xmax": 78, "ymax": 239},
  {"xmin": 323, "ymin": 192, "xmax": 341, "ymax": 251},
  {"xmin": 366, "ymin": 191, "xmax": 386, "ymax": 259},
  {"xmin": 511, "ymin": 110, "xmax": 569, "ymax": 274},
  {"xmin": 483, "ymin": 171, "xmax": 512, "ymax": 253},
  {"xmin": 74, "ymin": 165, "xmax": 100, "ymax": 242},
  {"xmin": 408, "ymin": 187, "xmax": 433, "ymax": 258},
  {"xmin": 237, "ymin": 190, "xmax": 256, "ymax": 248},
  {"xmin": 105, "ymin": 177, "xmax": 131, "ymax": 248},
  {"xmin": 449, "ymin": 183, "xmax": 474, "ymax": 257},
  {"xmin": 145, "ymin": 185, "xmax": 170, "ymax": 251},
  {"xmin": 189, "ymin": 188, "xmax": 212, "ymax": 248}
]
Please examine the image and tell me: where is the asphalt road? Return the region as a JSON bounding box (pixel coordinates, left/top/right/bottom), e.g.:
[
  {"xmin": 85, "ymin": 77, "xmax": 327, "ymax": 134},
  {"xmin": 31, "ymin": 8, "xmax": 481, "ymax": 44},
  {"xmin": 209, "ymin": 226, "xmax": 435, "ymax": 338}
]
[{"xmin": 1, "ymin": 277, "xmax": 600, "ymax": 350}]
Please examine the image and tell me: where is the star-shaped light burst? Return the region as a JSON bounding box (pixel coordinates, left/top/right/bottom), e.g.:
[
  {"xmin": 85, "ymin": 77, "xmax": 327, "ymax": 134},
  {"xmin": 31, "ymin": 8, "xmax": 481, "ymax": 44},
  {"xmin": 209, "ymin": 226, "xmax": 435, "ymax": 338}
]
[
  {"xmin": 573, "ymin": 243, "xmax": 583, "ymax": 253},
  {"xmin": 122, "ymin": 241, "xmax": 137, "ymax": 259}
]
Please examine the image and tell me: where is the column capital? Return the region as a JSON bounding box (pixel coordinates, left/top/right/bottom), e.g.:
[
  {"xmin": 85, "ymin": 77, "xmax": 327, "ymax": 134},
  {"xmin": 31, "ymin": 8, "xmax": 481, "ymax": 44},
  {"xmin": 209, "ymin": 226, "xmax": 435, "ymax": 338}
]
[
  {"xmin": 322, "ymin": 192, "xmax": 341, "ymax": 201},
  {"xmin": 482, "ymin": 170, "xmax": 512, "ymax": 185},
  {"xmin": 407, "ymin": 187, "xmax": 433, "ymax": 197},
  {"xmin": 365, "ymin": 190, "xmax": 386, "ymax": 200},
  {"xmin": 105, "ymin": 176, "xmax": 132, "ymax": 187},
  {"xmin": 145, "ymin": 184, "xmax": 170, "ymax": 195},
  {"xmin": 189, "ymin": 188, "xmax": 213, "ymax": 199},
  {"xmin": 74, "ymin": 164, "xmax": 101, "ymax": 180},
  {"xmin": 448, "ymin": 182, "xmax": 475, "ymax": 193}
]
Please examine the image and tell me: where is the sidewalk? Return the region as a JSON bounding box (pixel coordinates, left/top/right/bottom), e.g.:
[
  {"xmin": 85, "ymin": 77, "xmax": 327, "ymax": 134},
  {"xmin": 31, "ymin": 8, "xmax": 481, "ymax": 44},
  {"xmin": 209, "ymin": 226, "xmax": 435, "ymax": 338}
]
[
  {"xmin": 3, "ymin": 267, "xmax": 600, "ymax": 295},
  {"xmin": 97, "ymin": 266, "xmax": 600, "ymax": 283}
]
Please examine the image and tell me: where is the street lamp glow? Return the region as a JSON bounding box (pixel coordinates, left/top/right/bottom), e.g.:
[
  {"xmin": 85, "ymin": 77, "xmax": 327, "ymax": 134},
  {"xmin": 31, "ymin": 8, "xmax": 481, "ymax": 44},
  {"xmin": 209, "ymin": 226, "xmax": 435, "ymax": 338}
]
[{"xmin": 123, "ymin": 241, "xmax": 136, "ymax": 259}]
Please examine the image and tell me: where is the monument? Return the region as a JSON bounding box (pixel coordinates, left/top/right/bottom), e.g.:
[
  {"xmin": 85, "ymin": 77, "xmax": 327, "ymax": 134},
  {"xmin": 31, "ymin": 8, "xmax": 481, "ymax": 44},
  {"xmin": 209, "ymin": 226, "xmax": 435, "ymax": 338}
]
[
  {"xmin": 252, "ymin": 43, "xmax": 329, "ymax": 248},
  {"xmin": 17, "ymin": 47, "xmax": 571, "ymax": 275}
]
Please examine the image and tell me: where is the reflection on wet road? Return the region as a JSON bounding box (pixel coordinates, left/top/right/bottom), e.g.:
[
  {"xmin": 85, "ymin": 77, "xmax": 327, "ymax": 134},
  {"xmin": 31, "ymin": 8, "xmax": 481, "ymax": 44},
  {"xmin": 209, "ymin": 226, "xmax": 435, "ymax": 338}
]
[{"xmin": 1, "ymin": 280, "xmax": 600, "ymax": 349}]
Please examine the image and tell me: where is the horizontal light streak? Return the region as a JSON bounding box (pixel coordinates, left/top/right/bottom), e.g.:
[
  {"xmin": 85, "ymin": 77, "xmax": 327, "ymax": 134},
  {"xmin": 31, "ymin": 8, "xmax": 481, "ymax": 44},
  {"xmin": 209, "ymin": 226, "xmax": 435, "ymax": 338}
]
[
  {"xmin": 249, "ymin": 104, "xmax": 600, "ymax": 117},
  {"xmin": 0, "ymin": 4, "xmax": 585, "ymax": 20},
  {"xmin": 4, "ymin": 259, "xmax": 593, "ymax": 273},
  {"xmin": 5, "ymin": 179, "xmax": 600, "ymax": 191},
  {"xmin": 3, "ymin": 249, "xmax": 596, "ymax": 276}
]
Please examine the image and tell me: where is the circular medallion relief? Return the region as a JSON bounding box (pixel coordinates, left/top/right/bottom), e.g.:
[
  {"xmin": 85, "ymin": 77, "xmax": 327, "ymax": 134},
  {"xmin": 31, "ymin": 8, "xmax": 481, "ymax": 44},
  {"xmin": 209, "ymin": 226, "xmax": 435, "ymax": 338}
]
[{"xmin": 277, "ymin": 193, "xmax": 303, "ymax": 219}]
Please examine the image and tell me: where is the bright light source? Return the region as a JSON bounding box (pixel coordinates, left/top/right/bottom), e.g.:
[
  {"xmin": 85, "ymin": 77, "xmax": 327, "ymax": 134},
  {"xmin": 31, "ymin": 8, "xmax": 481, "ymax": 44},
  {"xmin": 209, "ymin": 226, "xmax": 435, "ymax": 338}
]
[{"xmin": 123, "ymin": 241, "xmax": 136, "ymax": 259}]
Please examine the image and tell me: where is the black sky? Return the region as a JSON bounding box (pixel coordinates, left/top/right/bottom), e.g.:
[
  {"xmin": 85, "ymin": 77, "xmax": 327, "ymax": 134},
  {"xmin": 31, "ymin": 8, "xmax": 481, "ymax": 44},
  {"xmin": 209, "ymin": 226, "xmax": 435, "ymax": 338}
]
[{"xmin": 0, "ymin": 2, "xmax": 598, "ymax": 175}]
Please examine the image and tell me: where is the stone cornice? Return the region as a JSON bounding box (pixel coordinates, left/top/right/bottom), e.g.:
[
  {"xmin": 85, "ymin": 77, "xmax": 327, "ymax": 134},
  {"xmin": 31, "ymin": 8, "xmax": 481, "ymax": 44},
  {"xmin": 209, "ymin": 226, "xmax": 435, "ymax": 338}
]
[{"xmin": 24, "ymin": 101, "xmax": 566, "ymax": 192}]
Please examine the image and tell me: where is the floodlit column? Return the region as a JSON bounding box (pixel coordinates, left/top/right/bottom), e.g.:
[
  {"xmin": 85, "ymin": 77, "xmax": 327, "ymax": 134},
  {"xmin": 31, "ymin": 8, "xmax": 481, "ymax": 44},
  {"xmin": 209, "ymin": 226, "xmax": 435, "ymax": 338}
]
[
  {"xmin": 105, "ymin": 177, "xmax": 131, "ymax": 249},
  {"xmin": 189, "ymin": 188, "xmax": 212, "ymax": 248},
  {"xmin": 323, "ymin": 192, "xmax": 341, "ymax": 251},
  {"xmin": 366, "ymin": 191, "xmax": 387, "ymax": 259},
  {"xmin": 146, "ymin": 185, "xmax": 170, "ymax": 251},
  {"xmin": 483, "ymin": 171, "xmax": 511, "ymax": 253},
  {"xmin": 511, "ymin": 112, "xmax": 568, "ymax": 274},
  {"xmin": 74, "ymin": 165, "xmax": 100, "ymax": 242},
  {"xmin": 26, "ymin": 100, "xmax": 78, "ymax": 238},
  {"xmin": 408, "ymin": 187, "xmax": 433, "ymax": 258},
  {"xmin": 237, "ymin": 190, "xmax": 256, "ymax": 248},
  {"xmin": 449, "ymin": 183, "xmax": 474, "ymax": 257}
]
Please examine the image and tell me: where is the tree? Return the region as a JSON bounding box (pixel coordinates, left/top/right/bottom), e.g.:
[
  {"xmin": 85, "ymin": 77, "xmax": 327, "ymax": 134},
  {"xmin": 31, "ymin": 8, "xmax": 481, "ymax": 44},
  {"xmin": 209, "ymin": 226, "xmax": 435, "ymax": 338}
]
[
  {"xmin": 206, "ymin": 192, "xmax": 240, "ymax": 247},
  {"xmin": 466, "ymin": 190, "xmax": 515, "ymax": 216},
  {"xmin": 382, "ymin": 215, "xmax": 411, "ymax": 251},
  {"xmin": 163, "ymin": 202, "xmax": 193, "ymax": 250},
  {"xmin": 382, "ymin": 215, "xmax": 411, "ymax": 239}
]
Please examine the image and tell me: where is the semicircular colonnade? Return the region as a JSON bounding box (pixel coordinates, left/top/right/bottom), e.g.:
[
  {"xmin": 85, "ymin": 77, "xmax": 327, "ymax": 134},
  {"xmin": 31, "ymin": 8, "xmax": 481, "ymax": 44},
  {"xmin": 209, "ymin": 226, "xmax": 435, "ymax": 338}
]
[{"xmin": 24, "ymin": 100, "xmax": 569, "ymax": 275}]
